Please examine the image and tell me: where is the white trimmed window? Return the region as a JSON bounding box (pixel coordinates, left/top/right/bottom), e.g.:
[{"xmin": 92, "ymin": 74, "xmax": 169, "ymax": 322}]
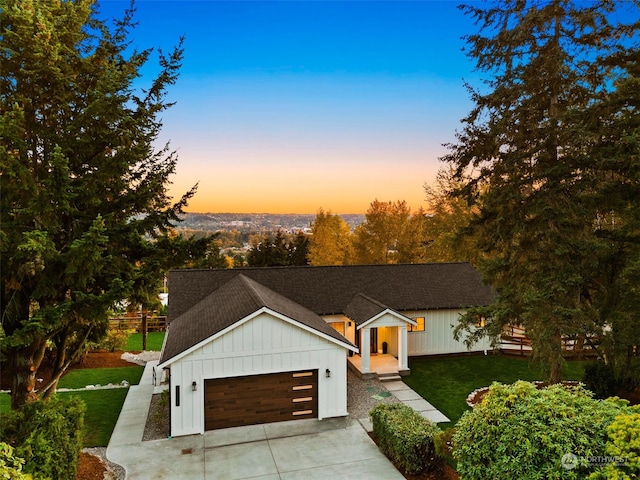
[{"xmin": 408, "ymin": 317, "xmax": 425, "ymax": 332}]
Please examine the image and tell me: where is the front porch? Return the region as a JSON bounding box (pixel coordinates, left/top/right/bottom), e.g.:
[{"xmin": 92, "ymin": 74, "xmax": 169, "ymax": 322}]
[{"xmin": 347, "ymin": 353, "xmax": 410, "ymax": 379}]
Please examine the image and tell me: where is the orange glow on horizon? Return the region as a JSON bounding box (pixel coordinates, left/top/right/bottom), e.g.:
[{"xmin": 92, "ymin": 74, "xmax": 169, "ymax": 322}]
[{"xmin": 169, "ymin": 159, "xmax": 439, "ymax": 214}]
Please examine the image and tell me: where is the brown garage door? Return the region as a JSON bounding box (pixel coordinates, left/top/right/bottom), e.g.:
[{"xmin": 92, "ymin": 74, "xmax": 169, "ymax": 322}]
[{"xmin": 204, "ymin": 370, "xmax": 318, "ymax": 430}]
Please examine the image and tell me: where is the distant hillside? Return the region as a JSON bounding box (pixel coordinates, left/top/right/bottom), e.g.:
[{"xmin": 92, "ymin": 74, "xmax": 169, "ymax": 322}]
[{"xmin": 174, "ymin": 212, "xmax": 365, "ymax": 234}]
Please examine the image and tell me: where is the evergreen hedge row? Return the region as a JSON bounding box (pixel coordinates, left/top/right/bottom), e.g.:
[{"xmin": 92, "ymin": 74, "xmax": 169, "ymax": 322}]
[
  {"xmin": 369, "ymin": 403, "xmax": 441, "ymax": 474},
  {"xmin": 1, "ymin": 396, "xmax": 85, "ymax": 480}
]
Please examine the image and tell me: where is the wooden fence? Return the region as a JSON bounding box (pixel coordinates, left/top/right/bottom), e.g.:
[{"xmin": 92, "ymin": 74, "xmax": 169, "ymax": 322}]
[
  {"xmin": 500, "ymin": 325, "xmax": 600, "ymax": 358},
  {"xmin": 109, "ymin": 316, "xmax": 167, "ymax": 332}
]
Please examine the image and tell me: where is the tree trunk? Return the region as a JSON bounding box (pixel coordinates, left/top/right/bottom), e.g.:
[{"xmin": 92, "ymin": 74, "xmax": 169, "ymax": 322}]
[
  {"xmin": 548, "ymin": 328, "xmax": 564, "ymax": 384},
  {"xmin": 10, "ymin": 341, "xmax": 47, "ymax": 409},
  {"xmin": 39, "ymin": 325, "xmax": 93, "ymax": 400}
]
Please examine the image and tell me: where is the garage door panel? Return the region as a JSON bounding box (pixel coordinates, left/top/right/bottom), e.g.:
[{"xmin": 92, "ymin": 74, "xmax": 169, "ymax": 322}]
[{"xmin": 204, "ymin": 370, "xmax": 318, "ymax": 430}]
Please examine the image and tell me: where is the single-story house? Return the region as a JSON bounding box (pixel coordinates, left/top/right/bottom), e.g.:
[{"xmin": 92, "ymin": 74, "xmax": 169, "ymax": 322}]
[{"xmin": 157, "ymin": 262, "xmax": 495, "ymax": 437}]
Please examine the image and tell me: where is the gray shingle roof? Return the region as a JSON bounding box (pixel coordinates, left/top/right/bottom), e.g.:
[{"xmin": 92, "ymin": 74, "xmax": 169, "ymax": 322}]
[
  {"xmin": 344, "ymin": 293, "xmax": 396, "ymax": 326},
  {"xmin": 159, "ymin": 274, "xmax": 355, "ymax": 364},
  {"xmin": 168, "ymin": 263, "xmax": 496, "ymax": 324}
]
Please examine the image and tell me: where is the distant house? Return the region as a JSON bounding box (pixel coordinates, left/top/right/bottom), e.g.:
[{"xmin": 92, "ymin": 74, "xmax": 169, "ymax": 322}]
[{"xmin": 157, "ymin": 263, "xmax": 495, "ymax": 437}]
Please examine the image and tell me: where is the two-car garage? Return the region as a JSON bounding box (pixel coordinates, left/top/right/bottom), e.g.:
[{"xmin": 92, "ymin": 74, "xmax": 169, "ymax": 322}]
[
  {"xmin": 204, "ymin": 370, "xmax": 318, "ymax": 430},
  {"xmin": 158, "ymin": 274, "xmax": 357, "ymax": 437}
]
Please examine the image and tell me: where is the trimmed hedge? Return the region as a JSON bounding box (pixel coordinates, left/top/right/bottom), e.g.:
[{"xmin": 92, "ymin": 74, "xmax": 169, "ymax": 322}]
[
  {"xmin": 0, "ymin": 396, "xmax": 85, "ymax": 480},
  {"xmin": 370, "ymin": 403, "xmax": 441, "ymax": 474}
]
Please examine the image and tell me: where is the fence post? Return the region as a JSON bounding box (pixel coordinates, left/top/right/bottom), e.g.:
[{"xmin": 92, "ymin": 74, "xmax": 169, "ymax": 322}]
[{"xmin": 142, "ymin": 312, "xmax": 147, "ymax": 351}]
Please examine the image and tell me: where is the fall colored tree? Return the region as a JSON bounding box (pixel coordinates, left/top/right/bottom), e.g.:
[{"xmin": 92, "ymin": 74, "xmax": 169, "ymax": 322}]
[
  {"xmin": 422, "ymin": 167, "xmax": 480, "ymax": 264},
  {"xmin": 352, "ymin": 200, "xmax": 426, "ymax": 264},
  {"xmin": 307, "ymin": 209, "xmax": 354, "ymax": 266}
]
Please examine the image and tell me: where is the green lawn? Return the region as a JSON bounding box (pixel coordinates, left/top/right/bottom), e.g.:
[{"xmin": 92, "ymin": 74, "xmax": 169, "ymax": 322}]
[
  {"xmin": 58, "ymin": 366, "xmax": 144, "ymax": 389},
  {"xmin": 403, "ymin": 354, "xmax": 586, "ymax": 427},
  {"xmin": 59, "ymin": 389, "xmax": 129, "ymax": 447},
  {"xmin": 1, "ymin": 388, "xmax": 130, "ymax": 448},
  {"xmin": 1, "ymin": 364, "xmax": 143, "ymax": 447},
  {"xmin": 125, "ymin": 331, "xmax": 165, "ymax": 351},
  {"xmin": 0, "ymin": 392, "xmax": 9, "ymax": 415}
]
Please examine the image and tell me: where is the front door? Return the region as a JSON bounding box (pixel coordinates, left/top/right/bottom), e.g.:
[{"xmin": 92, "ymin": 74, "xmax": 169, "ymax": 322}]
[{"xmin": 370, "ymin": 328, "xmax": 378, "ymax": 354}]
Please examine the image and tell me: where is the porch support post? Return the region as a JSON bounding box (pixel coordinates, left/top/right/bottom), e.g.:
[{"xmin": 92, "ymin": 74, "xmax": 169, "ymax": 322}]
[
  {"xmin": 399, "ymin": 325, "xmax": 408, "ymax": 370},
  {"xmin": 361, "ymin": 327, "xmax": 370, "ymax": 373}
]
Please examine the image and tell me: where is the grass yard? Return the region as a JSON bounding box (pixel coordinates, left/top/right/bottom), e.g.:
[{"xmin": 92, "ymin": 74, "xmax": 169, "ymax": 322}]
[
  {"xmin": 0, "ymin": 392, "xmax": 9, "ymax": 415},
  {"xmin": 59, "ymin": 389, "xmax": 130, "ymax": 447},
  {"xmin": 58, "ymin": 366, "xmax": 144, "ymax": 389},
  {"xmin": 1, "ymin": 388, "xmax": 131, "ymax": 448},
  {"xmin": 1, "ymin": 361, "xmax": 144, "ymax": 447},
  {"xmin": 125, "ymin": 331, "xmax": 165, "ymax": 351},
  {"xmin": 404, "ymin": 354, "xmax": 586, "ymax": 427}
]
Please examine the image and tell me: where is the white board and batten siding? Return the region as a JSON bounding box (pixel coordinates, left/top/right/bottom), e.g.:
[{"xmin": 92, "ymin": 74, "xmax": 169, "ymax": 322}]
[
  {"xmin": 405, "ymin": 309, "xmax": 492, "ymax": 356},
  {"xmin": 168, "ymin": 311, "xmax": 349, "ymax": 437}
]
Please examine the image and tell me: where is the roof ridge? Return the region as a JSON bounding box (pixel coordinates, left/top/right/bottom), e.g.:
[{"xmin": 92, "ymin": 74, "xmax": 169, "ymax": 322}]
[
  {"xmin": 351, "ymin": 292, "xmax": 389, "ymax": 309},
  {"xmin": 234, "ymin": 274, "xmax": 268, "ymax": 309},
  {"xmin": 169, "ymin": 261, "xmax": 472, "ymax": 274}
]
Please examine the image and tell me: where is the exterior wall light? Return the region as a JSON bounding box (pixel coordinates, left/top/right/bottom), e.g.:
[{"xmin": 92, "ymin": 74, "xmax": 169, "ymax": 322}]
[
  {"xmin": 192, "ymin": 381, "xmax": 197, "ymax": 391},
  {"xmin": 325, "ymin": 369, "xmax": 331, "ymax": 378}
]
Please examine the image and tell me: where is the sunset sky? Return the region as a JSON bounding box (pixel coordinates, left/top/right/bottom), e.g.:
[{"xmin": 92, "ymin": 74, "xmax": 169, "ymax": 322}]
[{"xmin": 99, "ymin": 0, "xmax": 479, "ymax": 214}]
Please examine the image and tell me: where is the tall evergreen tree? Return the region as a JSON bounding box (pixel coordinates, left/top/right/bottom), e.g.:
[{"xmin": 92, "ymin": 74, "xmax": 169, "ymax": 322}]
[
  {"xmin": 247, "ymin": 230, "xmax": 309, "ymax": 267},
  {"xmin": 443, "ymin": 0, "xmax": 640, "ymax": 382},
  {"xmin": 0, "ymin": 0, "xmax": 204, "ymax": 407}
]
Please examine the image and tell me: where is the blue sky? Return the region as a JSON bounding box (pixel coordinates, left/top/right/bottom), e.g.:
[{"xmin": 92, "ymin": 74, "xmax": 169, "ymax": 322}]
[{"xmin": 98, "ymin": 0, "xmax": 478, "ymax": 213}]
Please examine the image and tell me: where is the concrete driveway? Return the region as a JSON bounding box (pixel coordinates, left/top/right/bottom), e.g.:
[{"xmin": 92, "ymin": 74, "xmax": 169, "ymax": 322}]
[{"xmin": 107, "ymin": 362, "xmax": 404, "ymax": 479}]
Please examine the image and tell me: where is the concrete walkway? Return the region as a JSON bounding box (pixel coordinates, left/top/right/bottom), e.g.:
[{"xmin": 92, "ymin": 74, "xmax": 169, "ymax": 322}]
[
  {"xmin": 107, "ymin": 361, "xmax": 404, "ymax": 479},
  {"xmin": 385, "ymin": 380, "xmax": 450, "ymax": 423},
  {"xmin": 357, "ymin": 380, "xmax": 450, "ymax": 432}
]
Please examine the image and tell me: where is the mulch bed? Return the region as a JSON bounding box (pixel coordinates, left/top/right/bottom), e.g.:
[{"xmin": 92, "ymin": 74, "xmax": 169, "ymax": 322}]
[
  {"xmin": 72, "ymin": 350, "xmax": 136, "ymax": 370},
  {"xmin": 76, "ymin": 452, "xmax": 108, "ymax": 480}
]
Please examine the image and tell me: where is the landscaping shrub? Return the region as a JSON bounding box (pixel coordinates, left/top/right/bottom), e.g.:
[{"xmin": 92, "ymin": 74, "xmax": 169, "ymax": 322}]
[
  {"xmin": 452, "ymin": 380, "xmax": 633, "ymax": 480},
  {"xmin": 369, "ymin": 403, "xmax": 441, "ymax": 474},
  {"xmin": 0, "ymin": 442, "xmax": 31, "ymax": 479},
  {"xmin": 588, "ymin": 407, "xmax": 640, "ymax": 479},
  {"xmin": 95, "ymin": 327, "xmax": 134, "ymax": 352},
  {"xmin": 0, "ymin": 396, "xmax": 85, "ymax": 480}
]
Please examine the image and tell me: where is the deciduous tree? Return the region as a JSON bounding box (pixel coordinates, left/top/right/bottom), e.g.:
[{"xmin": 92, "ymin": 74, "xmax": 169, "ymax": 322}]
[
  {"xmin": 352, "ymin": 200, "xmax": 425, "ymax": 264},
  {"xmin": 423, "ymin": 168, "xmax": 480, "ymax": 264},
  {"xmin": 307, "ymin": 209, "xmax": 354, "ymax": 266}
]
